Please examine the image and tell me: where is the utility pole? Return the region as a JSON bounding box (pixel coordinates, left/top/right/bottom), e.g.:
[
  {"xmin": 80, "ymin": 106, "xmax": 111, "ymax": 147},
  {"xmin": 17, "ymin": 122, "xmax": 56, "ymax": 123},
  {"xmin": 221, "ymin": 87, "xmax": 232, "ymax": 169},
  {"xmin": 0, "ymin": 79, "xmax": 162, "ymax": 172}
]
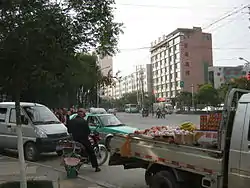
[
  {"xmin": 139, "ymin": 67, "xmax": 145, "ymax": 107},
  {"xmin": 136, "ymin": 66, "xmax": 139, "ymax": 105},
  {"xmin": 191, "ymin": 84, "xmax": 195, "ymax": 110}
]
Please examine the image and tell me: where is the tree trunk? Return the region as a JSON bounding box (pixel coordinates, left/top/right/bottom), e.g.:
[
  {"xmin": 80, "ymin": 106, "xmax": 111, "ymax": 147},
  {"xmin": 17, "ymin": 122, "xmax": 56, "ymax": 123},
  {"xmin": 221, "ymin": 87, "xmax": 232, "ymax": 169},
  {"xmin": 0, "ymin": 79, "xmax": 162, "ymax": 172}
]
[{"xmin": 15, "ymin": 88, "xmax": 27, "ymax": 188}]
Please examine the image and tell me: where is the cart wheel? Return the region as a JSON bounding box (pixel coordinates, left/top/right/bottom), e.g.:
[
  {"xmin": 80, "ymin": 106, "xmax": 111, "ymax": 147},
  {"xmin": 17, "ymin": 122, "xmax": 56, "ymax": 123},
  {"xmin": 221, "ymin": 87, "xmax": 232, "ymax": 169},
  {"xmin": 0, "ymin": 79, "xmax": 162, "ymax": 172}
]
[{"xmin": 56, "ymin": 150, "xmax": 63, "ymax": 156}]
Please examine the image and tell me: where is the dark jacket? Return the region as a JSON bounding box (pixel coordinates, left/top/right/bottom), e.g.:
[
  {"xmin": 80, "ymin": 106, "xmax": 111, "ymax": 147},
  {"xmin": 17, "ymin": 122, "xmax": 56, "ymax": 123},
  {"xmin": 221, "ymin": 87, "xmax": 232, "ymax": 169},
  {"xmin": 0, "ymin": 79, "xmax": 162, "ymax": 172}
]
[{"xmin": 68, "ymin": 115, "xmax": 91, "ymax": 142}]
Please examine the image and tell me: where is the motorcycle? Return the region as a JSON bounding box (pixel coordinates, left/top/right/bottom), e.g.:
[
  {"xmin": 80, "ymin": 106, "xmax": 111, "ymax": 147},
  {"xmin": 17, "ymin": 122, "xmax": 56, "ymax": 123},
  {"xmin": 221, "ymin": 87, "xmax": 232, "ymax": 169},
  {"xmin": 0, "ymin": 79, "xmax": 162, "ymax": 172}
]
[
  {"xmin": 142, "ymin": 109, "xmax": 149, "ymax": 117},
  {"xmin": 56, "ymin": 131, "xmax": 108, "ymax": 178}
]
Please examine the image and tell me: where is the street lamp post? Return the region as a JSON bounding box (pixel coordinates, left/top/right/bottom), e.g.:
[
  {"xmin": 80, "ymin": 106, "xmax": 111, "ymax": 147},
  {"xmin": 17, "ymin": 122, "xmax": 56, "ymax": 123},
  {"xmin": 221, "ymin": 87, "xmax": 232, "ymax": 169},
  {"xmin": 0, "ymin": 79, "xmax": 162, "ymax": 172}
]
[
  {"xmin": 239, "ymin": 57, "xmax": 250, "ymax": 88},
  {"xmin": 239, "ymin": 57, "xmax": 250, "ymax": 72}
]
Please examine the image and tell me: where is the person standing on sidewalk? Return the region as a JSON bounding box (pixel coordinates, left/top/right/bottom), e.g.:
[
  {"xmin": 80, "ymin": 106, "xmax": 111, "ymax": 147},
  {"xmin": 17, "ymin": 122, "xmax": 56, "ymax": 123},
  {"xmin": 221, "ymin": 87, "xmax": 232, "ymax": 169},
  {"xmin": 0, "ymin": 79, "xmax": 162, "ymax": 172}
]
[{"xmin": 68, "ymin": 108, "xmax": 101, "ymax": 172}]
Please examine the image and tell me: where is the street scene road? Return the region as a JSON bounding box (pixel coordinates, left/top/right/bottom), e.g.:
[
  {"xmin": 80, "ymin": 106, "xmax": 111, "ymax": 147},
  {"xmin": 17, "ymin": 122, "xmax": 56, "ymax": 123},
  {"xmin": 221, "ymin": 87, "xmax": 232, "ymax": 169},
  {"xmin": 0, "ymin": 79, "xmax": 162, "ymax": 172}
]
[
  {"xmin": 39, "ymin": 113, "xmax": 200, "ymax": 188},
  {"xmin": 117, "ymin": 112, "xmax": 201, "ymax": 129},
  {"xmin": 1, "ymin": 112, "xmax": 201, "ymax": 188}
]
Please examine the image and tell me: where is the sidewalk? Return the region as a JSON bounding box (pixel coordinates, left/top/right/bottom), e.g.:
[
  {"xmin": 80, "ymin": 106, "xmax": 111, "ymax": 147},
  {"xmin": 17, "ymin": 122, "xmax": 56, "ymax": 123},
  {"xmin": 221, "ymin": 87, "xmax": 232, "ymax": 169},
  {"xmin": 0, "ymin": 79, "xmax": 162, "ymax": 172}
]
[{"xmin": 0, "ymin": 155, "xmax": 103, "ymax": 188}]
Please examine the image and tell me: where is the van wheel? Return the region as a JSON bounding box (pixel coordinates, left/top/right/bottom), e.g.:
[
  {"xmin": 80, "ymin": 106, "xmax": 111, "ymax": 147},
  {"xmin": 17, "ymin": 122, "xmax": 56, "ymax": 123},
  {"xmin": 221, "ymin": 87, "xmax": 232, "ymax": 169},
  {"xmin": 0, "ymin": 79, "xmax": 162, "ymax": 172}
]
[
  {"xmin": 24, "ymin": 142, "xmax": 39, "ymax": 161},
  {"xmin": 150, "ymin": 171, "xmax": 179, "ymax": 188},
  {"xmin": 145, "ymin": 169, "xmax": 154, "ymax": 186}
]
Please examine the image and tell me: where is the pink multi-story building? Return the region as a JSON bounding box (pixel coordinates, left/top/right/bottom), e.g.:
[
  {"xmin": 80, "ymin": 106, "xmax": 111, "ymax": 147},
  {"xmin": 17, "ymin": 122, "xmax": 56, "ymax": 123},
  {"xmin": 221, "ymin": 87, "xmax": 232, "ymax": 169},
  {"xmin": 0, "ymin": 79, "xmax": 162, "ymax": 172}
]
[{"xmin": 150, "ymin": 27, "xmax": 213, "ymax": 98}]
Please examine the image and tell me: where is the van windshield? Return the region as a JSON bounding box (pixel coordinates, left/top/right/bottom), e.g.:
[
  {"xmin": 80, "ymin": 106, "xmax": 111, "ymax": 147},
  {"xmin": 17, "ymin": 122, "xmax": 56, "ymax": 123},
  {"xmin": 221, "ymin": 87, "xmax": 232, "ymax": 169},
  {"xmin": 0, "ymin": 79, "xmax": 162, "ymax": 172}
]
[{"xmin": 23, "ymin": 106, "xmax": 61, "ymax": 125}]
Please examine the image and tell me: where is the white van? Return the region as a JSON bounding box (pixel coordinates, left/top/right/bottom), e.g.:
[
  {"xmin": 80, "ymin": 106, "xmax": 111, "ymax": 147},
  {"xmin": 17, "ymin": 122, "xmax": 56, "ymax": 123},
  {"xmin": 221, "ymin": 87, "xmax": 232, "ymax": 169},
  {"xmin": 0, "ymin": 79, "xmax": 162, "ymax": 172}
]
[{"xmin": 0, "ymin": 102, "xmax": 69, "ymax": 161}]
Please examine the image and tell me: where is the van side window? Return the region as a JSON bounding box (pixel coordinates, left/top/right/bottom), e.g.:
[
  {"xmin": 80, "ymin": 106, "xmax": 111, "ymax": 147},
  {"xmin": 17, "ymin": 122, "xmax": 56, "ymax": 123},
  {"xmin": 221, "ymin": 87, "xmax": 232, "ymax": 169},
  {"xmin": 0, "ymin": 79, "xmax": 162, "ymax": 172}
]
[
  {"xmin": 0, "ymin": 108, "xmax": 7, "ymax": 122},
  {"xmin": 9, "ymin": 109, "xmax": 16, "ymax": 123}
]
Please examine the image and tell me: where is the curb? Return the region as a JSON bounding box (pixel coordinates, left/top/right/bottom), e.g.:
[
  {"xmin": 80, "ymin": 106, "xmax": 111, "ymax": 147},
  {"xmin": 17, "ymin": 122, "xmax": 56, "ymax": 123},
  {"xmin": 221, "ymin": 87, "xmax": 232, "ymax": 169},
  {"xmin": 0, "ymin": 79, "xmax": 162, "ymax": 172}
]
[{"xmin": 1, "ymin": 155, "xmax": 121, "ymax": 188}]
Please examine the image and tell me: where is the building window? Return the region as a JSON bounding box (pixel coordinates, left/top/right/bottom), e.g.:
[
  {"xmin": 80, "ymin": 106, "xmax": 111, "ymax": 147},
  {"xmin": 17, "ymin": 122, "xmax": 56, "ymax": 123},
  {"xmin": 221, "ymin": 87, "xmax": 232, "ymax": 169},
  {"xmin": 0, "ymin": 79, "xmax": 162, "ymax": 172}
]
[
  {"xmin": 185, "ymin": 52, "xmax": 189, "ymax": 57},
  {"xmin": 175, "ymin": 72, "xmax": 178, "ymax": 78},
  {"xmin": 217, "ymin": 73, "xmax": 221, "ymax": 76},
  {"xmin": 184, "ymin": 43, "xmax": 188, "ymax": 48},
  {"xmin": 185, "ymin": 62, "xmax": 190, "ymax": 67},
  {"xmin": 185, "ymin": 71, "xmax": 190, "ymax": 76}
]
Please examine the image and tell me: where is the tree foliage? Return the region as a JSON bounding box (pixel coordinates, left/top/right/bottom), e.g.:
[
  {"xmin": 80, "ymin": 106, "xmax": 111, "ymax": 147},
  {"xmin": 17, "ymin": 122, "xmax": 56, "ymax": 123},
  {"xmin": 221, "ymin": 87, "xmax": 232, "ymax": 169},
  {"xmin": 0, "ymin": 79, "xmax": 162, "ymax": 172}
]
[
  {"xmin": 0, "ymin": 0, "xmax": 123, "ymax": 107},
  {"xmin": 175, "ymin": 91, "xmax": 192, "ymax": 107},
  {"xmin": 196, "ymin": 84, "xmax": 220, "ymax": 106}
]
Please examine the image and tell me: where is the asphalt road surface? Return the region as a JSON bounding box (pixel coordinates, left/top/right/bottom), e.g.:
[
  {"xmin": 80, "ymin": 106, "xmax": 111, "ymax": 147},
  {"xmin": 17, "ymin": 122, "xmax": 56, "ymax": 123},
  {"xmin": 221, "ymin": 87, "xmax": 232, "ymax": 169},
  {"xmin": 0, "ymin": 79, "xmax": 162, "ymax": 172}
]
[
  {"xmin": 117, "ymin": 112, "xmax": 200, "ymax": 129},
  {"xmin": 4, "ymin": 113, "xmax": 201, "ymax": 188}
]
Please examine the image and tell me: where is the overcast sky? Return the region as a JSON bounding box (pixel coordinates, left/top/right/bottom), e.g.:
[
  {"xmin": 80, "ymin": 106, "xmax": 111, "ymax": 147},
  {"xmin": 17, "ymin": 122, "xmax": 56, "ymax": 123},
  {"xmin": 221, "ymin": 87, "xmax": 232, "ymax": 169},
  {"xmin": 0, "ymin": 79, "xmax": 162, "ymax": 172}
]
[{"xmin": 112, "ymin": 0, "xmax": 250, "ymax": 76}]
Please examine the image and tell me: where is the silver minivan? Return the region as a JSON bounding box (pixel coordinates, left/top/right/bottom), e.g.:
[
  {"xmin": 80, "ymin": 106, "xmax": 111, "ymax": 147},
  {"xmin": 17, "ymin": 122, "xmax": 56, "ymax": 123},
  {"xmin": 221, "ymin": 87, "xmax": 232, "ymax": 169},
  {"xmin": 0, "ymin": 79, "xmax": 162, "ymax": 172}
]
[{"xmin": 0, "ymin": 102, "xmax": 69, "ymax": 161}]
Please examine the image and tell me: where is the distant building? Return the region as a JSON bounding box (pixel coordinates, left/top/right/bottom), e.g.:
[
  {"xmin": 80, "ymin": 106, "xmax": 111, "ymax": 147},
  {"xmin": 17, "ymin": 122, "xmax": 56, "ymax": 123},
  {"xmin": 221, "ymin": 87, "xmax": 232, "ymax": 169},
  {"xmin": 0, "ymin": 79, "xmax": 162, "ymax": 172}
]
[
  {"xmin": 208, "ymin": 66, "xmax": 245, "ymax": 89},
  {"xmin": 98, "ymin": 56, "xmax": 113, "ymax": 76},
  {"xmin": 150, "ymin": 26, "xmax": 213, "ymax": 98},
  {"xmin": 103, "ymin": 64, "xmax": 153, "ymax": 99}
]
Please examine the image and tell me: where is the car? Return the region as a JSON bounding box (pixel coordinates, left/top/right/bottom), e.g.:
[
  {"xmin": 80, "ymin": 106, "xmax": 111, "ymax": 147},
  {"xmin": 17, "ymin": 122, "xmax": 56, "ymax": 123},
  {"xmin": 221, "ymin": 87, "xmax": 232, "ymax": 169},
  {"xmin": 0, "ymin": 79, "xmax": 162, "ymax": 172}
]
[
  {"xmin": 84, "ymin": 113, "xmax": 137, "ymax": 150},
  {"xmin": 107, "ymin": 108, "xmax": 117, "ymax": 115},
  {"xmin": 89, "ymin": 107, "xmax": 107, "ymax": 114}
]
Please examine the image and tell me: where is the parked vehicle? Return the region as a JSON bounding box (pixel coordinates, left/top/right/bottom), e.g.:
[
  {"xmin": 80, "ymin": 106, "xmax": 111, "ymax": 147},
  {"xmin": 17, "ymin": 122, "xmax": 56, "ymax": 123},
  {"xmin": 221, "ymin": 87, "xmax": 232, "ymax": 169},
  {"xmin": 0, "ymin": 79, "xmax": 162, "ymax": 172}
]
[
  {"xmin": 108, "ymin": 89, "xmax": 250, "ymax": 188},
  {"xmin": 124, "ymin": 104, "xmax": 139, "ymax": 113},
  {"xmin": 85, "ymin": 113, "xmax": 137, "ymax": 150},
  {"xmin": 0, "ymin": 102, "xmax": 69, "ymax": 161},
  {"xmin": 57, "ymin": 131, "xmax": 108, "ymax": 178},
  {"xmin": 153, "ymin": 102, "xmax": 173, "ymax": 115},
  {"xmin": 89, "ymin": 107, "xmax": 107, "ymax": 114},
  {"xmin": 108, "ymin": 108, "xmax": 117, "ymax": 116}
]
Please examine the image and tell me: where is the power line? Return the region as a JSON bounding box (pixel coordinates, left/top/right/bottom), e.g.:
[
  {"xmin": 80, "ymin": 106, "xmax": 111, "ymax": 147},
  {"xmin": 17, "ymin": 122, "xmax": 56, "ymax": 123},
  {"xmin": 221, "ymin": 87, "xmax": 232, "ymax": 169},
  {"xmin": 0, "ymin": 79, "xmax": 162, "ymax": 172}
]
[
  {"xmin": 116, "ymin": 3, "xmax": 237, "ymax": 10},
  {"xmin": 202, "ymin": 4, "xmax": 249, "ymax": 29},
  {"xmin": 209, "ymin": 12, "xmax": 247, "ymax": 32},
  {"xmin": 119, "ymin": 46, "xmax": 250, "ymax": 52}
]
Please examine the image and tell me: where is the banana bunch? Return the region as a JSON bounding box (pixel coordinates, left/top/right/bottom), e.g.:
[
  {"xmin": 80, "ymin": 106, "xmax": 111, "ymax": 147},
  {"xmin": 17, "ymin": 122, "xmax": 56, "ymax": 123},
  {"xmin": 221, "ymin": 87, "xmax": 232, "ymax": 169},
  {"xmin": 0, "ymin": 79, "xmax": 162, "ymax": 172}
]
[{"xmin": 180, "ymin": 122, "xmax": 196, "ymax": 132}]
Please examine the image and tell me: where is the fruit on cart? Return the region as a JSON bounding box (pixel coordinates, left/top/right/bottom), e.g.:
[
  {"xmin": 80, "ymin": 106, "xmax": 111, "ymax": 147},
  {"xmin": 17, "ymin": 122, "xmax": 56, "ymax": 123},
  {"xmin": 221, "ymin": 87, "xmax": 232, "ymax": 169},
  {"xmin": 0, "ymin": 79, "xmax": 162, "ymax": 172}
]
[{"xmin": 180, "ymin": 122, "xmax": 196, "ymax": 131}]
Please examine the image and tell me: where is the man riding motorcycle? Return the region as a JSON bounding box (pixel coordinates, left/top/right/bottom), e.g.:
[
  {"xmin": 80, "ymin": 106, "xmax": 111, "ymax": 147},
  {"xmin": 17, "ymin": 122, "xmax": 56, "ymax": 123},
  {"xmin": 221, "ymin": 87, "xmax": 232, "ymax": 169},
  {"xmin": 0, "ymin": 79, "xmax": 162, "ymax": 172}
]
[{"xmin": 68, "ymin": 108, "xmax": 101, "ymax": 172}]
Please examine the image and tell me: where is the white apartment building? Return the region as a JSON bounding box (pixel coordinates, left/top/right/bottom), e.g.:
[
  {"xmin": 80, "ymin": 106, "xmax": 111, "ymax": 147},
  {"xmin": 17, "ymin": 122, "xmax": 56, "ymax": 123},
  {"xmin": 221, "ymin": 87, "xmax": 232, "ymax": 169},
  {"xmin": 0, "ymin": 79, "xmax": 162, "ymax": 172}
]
[
  {"xmin": 151, "ymin": 27, "xmax": 213, "ymax": 99},
  {"xmin": 103, "ymin": 64, "xmax": 152, "ymax": 99}
]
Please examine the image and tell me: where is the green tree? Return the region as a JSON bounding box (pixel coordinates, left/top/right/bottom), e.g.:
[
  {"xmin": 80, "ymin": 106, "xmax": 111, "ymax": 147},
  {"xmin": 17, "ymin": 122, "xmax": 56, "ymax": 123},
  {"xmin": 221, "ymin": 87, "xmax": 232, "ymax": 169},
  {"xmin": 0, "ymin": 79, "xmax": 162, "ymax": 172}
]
[
  {"xmin": 0, "ymin": 1, "xmax": 122, "ymax": 187},
  {"xmin": 122, "ymin": 92, "xmax": 138, "ymax": 104},
  {"xmin": 175, "ymin": 91, "xmax": 192, "ymax": 109},
  {"xmin": 196, "ymin": 84, "xmax": 220, "ymax": 106}
]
